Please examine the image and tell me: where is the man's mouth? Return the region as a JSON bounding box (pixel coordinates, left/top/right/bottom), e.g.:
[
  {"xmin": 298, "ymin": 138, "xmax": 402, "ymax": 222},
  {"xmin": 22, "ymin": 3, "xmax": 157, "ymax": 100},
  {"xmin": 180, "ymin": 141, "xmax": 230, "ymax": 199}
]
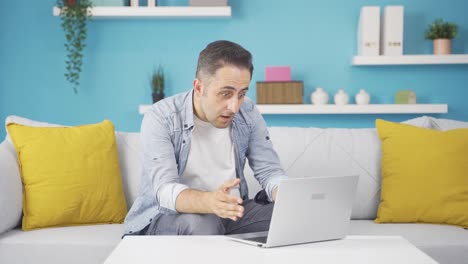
[{"xmin": 220, "ymin": 115, "xmax": 233, "ymax": 120}]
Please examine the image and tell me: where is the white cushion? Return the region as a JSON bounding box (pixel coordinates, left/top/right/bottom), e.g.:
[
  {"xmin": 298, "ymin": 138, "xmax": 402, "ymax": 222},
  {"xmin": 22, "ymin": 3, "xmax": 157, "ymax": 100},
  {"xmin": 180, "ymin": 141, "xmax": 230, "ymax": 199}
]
[
  {"xmin": 349, "ymin": 220, "xmax": 468, "ymax": 264},
  {"xmin": 431, "ymin": 117, "xmax": 468, "ymax": 131},
  {"xmin": 0, "ymin": 225, "xmax": 123, "ymax": 264},
  {"xmin": 400, "ymin": 115, "xmax": 433, "ymax": 127}
]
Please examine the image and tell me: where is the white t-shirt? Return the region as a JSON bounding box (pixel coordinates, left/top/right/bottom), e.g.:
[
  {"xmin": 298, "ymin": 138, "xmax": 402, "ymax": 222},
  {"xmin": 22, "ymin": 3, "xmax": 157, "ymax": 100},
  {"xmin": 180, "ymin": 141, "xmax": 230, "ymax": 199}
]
[{"xmin": 181, "ymin": 115, "xmax": 239, "ymax": 197}]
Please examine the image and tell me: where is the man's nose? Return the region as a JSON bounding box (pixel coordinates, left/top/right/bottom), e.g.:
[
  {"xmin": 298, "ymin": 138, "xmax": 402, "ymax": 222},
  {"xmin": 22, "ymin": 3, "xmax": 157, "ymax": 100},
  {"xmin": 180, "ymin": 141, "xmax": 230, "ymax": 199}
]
[{"xmin": 227, "ymin": 96, "xmax": 240, "ymax": 113}]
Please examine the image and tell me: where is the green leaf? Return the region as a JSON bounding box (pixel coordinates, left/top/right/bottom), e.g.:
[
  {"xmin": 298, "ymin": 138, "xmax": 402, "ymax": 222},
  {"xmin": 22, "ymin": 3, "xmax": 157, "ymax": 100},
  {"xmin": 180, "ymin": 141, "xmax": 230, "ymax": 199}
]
[{"xmin": 425, "ymin": 18, "xmax": 458, "ymax": 40}]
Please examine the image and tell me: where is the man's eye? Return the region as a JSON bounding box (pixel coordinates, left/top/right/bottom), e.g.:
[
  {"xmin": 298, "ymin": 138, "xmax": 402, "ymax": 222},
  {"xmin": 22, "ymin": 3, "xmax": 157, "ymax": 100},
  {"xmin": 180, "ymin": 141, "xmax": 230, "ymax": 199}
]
[
  {"xmin": 239, "ymin": 93, "xmax": 246, "ymax": 98},
  {"xmin": 221, "ymin": 92, "xmax": 230, "ymax": 97}
]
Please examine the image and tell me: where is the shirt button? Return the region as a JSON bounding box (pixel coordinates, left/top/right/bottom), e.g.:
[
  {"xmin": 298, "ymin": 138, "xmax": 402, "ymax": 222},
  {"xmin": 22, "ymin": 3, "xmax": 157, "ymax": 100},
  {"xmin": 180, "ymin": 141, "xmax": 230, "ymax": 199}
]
[
  {"xmin": 149, "ymin": 218, "xmax": 152, "ymax": 222},
  {"xmin": 266, "ymin": 136, "xmax": 270, "ymax": 140},
  {"xmin": 184, "ymin": 124, "xmax": 188, "ymax": 128},
  {"xmin": 183, "ymin": 140, "xmax": 186, "ymax": 144}
]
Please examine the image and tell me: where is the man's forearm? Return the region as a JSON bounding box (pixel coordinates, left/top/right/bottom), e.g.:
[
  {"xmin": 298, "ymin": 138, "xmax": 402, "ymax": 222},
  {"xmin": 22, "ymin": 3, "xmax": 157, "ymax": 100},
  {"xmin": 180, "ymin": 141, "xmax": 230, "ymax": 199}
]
[{"xmin": 175, "ymin": 189, "xmax": 212, "ymax": 214}]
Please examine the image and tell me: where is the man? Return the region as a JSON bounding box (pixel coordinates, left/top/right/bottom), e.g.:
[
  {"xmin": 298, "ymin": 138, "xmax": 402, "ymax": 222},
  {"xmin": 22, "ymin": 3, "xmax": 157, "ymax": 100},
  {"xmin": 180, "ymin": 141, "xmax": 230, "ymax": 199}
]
[{"xmin": 124, "ymin": 40, "xmax": 287, "ymax": 236}]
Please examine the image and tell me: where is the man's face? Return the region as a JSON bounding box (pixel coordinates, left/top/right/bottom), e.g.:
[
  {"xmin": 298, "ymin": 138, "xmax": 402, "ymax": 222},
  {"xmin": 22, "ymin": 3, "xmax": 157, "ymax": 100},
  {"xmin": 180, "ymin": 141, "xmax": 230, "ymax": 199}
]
[{"xmin": 194, "ymin": 65, "xmax": 251, "ymax": 128}]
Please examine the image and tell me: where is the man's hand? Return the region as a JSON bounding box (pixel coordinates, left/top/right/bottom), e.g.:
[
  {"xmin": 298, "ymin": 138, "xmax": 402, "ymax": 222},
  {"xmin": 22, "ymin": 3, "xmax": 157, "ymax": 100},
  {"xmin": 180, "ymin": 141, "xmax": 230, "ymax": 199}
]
[
  {"xmin": 272, "ymin": 186, "xmax": 278, "ymax": 201},
  {"xmin": 207, "ymin": 179, "xmax": 244, "ymax": 221},
  {"xmin": 175, "ymin": 179, "xmax": 244, "ymax": 220}
]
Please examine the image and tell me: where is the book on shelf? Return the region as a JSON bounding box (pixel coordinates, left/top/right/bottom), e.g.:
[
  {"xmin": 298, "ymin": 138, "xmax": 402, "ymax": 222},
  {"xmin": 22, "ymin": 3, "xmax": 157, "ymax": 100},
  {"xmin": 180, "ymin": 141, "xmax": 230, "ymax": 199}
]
[
  {"xmin": 381, "ymin": 6, "xmax": 404, "ymax": 56},
  {"xmin": 357, "ymin": 6, "xmax": 380, "ymax": 56}
]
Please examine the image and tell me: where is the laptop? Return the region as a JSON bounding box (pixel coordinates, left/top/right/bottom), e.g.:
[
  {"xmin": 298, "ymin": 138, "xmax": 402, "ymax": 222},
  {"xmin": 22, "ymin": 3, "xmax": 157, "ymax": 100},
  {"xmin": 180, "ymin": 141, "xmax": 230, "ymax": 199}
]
[{"xmin": 227, "ymin": 175, "xmax": 359, "ymax": 248}]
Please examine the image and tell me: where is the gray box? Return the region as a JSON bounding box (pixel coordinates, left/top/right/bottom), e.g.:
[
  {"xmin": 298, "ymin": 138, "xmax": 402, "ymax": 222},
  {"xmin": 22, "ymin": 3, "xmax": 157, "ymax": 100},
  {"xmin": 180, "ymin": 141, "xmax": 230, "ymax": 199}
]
[
  {"xmin": 189, "ymin": 0, "xmax": 228, "ymax": 6},
  {"xmin": 91, "ymin": 0, "xmax": 127, "ymax": 6}
]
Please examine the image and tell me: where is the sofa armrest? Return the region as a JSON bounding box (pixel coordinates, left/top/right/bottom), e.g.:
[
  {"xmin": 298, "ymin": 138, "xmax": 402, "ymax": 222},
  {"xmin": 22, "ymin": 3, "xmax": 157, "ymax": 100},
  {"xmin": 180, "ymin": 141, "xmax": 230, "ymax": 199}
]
[{"xmin": 0, "ymin": 140, "xmax": 23, "ymax": 234}]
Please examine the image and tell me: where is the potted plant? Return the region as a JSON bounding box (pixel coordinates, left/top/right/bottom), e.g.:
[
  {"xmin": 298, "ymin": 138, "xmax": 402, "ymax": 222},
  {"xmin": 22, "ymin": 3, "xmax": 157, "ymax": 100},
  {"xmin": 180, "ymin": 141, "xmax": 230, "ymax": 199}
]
[
  {"xmin": 56, "ymin": 0, "xmax": 93, "ymax": 93},
  {"xmin": 151, "ymin": 66, "xmax": 165, "ymax": 103},
  {"xmin": 425, "ymin": 18, "xmax": 458, "ymax": 55}
]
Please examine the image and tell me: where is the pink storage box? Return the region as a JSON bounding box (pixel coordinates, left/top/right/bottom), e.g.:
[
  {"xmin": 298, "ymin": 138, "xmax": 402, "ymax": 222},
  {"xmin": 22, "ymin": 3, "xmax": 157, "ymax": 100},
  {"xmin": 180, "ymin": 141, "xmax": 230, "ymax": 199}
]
[{"xmin": 265, "ymin": 66, "xmax": 291, "ymax": 82}]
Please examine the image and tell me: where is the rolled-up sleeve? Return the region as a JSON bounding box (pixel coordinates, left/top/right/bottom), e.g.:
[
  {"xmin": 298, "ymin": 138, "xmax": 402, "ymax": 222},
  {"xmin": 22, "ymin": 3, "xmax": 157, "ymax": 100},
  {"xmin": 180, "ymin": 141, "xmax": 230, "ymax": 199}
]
[
  {"xmin": 141, "ymin": 108, "xmax": 189, "ymax": 212},
  {"xmin": 157, "ymin": 183, "xmax": 188, "ymax": 211}
]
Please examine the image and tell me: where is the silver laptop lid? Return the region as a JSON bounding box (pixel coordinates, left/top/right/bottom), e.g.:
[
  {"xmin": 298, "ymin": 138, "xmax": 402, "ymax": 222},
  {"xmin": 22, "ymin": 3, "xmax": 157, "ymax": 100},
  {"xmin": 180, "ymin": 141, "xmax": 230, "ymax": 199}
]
[{"xmin": 265, "ymin": 175, "xmax": 359, "ymax": 247}]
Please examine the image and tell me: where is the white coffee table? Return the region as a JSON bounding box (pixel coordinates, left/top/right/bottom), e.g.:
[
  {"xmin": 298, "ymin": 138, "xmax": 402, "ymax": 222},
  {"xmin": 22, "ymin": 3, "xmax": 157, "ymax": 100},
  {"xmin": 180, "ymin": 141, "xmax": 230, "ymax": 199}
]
[{"xmin": 104, "ymin": 235, "xmax": 437, "ymax": 264}]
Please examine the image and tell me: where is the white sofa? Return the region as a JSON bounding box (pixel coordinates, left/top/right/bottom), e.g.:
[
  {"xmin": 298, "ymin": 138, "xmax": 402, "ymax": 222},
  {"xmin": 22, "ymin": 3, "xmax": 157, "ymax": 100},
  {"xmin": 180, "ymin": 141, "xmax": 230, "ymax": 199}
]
[{"xmin": 0, "ymin": 116, "xmax": 467, "ymax": 264}]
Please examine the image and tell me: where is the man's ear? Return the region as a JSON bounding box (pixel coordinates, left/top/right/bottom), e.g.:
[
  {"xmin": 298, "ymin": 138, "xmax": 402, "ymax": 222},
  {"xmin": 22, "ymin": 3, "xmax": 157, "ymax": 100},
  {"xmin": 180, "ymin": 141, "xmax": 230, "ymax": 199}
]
[{"xmin": 193, "ymin": 78, "xmax": 203, "ymax": 96}]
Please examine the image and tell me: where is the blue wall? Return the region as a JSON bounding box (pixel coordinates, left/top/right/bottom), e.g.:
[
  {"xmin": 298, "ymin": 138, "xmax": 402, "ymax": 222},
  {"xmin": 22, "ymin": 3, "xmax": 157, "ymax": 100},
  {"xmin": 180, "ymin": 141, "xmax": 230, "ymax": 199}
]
[{"xmin": 1, "ymin": 0, "xmax": 468, "ymax": 139}]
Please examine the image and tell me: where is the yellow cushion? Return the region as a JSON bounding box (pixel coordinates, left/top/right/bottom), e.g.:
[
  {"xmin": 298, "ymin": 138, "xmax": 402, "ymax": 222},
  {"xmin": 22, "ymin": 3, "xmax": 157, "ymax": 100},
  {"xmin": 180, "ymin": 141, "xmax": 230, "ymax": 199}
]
[
  {"xmin": 7, "ymin": 120, "xmax": 128, "ymax": 230},
  {"xmin": 375, "ymin": 119, "xmax": 468, "ymax": 227}
]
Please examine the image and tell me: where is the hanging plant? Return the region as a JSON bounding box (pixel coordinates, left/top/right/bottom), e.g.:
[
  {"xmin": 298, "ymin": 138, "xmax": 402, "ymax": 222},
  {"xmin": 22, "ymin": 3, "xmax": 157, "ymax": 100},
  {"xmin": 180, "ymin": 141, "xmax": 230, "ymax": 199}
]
[{"xmin": 56, "ymin": 0, "xmax": 93, "ymax": 94}]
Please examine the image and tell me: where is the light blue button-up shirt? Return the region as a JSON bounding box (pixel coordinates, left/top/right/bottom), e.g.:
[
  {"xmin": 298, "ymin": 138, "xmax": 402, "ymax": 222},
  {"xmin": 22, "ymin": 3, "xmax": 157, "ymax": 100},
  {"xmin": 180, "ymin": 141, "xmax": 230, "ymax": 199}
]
[{"xmin": 124, "ymin": 90, "xmax": 286, "ymax": 235}]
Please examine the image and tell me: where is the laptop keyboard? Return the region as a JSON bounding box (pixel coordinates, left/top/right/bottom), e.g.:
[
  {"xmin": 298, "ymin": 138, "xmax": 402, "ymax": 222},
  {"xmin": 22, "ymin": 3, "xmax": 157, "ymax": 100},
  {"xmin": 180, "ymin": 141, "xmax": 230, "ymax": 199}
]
[{"xmin": 244, "ymin": 236, "xmax": 268, "ymax": 244}]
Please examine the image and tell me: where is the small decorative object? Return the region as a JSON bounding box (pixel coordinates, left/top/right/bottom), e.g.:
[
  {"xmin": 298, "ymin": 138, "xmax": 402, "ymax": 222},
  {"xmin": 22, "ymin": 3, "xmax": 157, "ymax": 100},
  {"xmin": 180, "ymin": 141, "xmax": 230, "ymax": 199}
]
[
  {"xmin": 265, "ymin": 66, "xmax": 291, "ymax": 82},
  {"xmin": 334, "ymin": 89, "xmax": 349, "ymax": 105},
  {"xmin": 425, "ymin": 18, "xmax": 458, "ymax": 55},
  {"xmin": 189, "ymin": 0, "xmax": 228, "ymax": 6},
  {"xmin": 310, "ymin": 87, "xmax": 329, "ymax": 105},
  {"xmin": 130, "ymin": 0, "xmax": 139, "ymax": 7},
  {"xmin": 148, "ymin": 0, "xmax": 156, "ymax": 7},
  {"xmin": 395, "ymin": 90, "xmax": 416, "ymax": 104},
  {"xmin": 90, "ymin": 0, "xmax": 126, "ymax": 6},
  {"xmin": 151, "ymin": 66, "xmax": 165, "ymax": 103},
  {"xmin": 355, "ymin": 89, "xmax": 370, "ymax": 105},
  {"xmin": 56, "ymin": 0, "xmax": 93, "ymax": 94}
]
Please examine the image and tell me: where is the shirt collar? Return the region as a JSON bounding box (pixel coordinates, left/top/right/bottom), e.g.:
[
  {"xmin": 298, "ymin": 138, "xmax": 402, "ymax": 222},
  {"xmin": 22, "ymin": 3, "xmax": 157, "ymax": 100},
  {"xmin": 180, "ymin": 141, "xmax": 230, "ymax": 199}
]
[{"xmin": 183, "ymin": 90, "xmax": 195, "ymax": 130}]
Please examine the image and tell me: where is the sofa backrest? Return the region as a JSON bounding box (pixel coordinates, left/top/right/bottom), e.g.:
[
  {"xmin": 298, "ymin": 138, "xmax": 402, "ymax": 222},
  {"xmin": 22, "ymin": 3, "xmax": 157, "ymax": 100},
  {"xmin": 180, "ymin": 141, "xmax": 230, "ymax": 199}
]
[
  {"xmin": 116, "ymin": 127, "xmax": 385, "ymax": 220},
  {"xmin": 115, "ymin": 132, "xmax": 142, "ymax": 211},
  {"xmin": 244, "ymin": 127, "xmax": 382, "ymax": 220}
]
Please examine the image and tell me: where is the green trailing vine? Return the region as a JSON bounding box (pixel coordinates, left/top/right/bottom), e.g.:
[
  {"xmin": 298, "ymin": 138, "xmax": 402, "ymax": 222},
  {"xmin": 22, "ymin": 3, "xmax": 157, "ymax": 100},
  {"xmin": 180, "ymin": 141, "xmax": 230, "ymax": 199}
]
[{"xmin": 56, "ymin": 0, "xmax": 93, "ymax": 94}]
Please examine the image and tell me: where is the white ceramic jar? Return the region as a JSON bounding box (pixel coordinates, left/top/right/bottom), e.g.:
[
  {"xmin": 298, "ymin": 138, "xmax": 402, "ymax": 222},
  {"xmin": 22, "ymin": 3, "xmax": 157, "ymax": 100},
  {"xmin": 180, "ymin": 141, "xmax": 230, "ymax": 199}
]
[
  {"xmin": 355, "ymin": 89, "xmax": 370, "ymax": 105},
  {"xmin": 311, "ymin": 87, "xmax": 329, "ymax": 105},
  {"xmin": 334, "ymin": 89, "xmax": 349, "ymax": 105}
]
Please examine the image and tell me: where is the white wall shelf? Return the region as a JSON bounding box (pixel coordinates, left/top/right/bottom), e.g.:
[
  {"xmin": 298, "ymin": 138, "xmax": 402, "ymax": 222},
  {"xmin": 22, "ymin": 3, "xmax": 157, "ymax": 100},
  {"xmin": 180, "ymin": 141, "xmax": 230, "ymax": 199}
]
[
  {"xmin": 139, "ymin": 105, "xmax": 151, "ymax": 115},
  {"xmin": 139, "ymin": 104, "xmax": 448, "ymax": 115},
  {"xmin": 53, "ymin": 6, "xmax": 231, "ymax": 18},
  {"xmin": 257, "ymin": 104, "xmax": 447, "ymax": 114},
  {"xmin": 352, "ymin": 55, "xmax": 468, "ymax": 65}
]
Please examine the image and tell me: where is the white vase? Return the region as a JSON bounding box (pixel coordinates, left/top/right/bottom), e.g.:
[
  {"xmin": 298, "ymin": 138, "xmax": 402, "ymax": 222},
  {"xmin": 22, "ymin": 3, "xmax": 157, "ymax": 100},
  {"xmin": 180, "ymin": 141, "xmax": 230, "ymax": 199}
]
[
  {"xmin": 148, "ymin": 0, "xmax": 156, "ymax": 6},
  {"xmin": 130, "ymin": 0, "xmax": 139, "ymax": 7},
  {"xmin": 334, "ymin": 89, "xmax": 349, "ymax": 105},
  {"xmin": 355, "ymin": 89, "xmax": 370, "ymax": 105},
  {"xmin": 311, "ymin": 87, "xmax": 329, "ymax": 105}
]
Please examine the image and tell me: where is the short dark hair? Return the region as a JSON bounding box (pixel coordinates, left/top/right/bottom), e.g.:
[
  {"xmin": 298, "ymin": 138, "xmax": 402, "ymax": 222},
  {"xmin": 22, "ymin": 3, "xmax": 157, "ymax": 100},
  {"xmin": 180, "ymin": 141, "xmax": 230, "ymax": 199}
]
[{"xmin": 196, "ymin": 40, "xmax": 254, "ymax": 80}]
